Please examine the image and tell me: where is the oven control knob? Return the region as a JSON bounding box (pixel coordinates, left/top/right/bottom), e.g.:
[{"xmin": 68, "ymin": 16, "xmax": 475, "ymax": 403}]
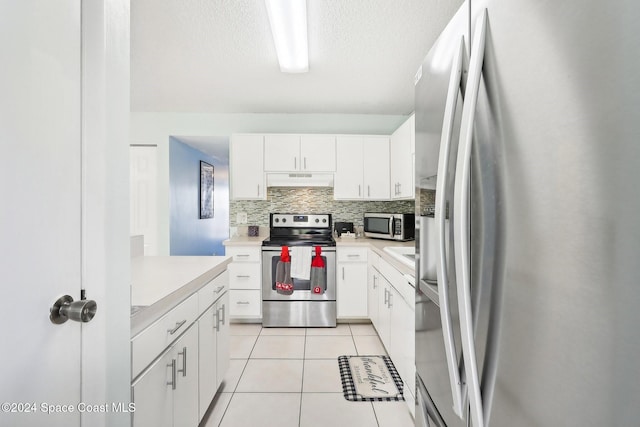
[
  {"xmin": 315, "ymin": 219, "xmax": 319, "ymax": 223},
  {"xmin": 282, "ymin": 218, "xmax": 287, "ymax": 223},
  {"xmin": 322, "ymin": 219, "xmax": 327, "ymax": 223},
  {"xmin": 274, "ymin": 218, "xmax": 280, "ymax": 223}
]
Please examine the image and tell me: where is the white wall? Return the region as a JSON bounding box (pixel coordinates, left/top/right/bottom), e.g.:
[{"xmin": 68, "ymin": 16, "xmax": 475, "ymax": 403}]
[{"xmin": 130, "ymin": 112, "xmax": 409, "ymax": 255}]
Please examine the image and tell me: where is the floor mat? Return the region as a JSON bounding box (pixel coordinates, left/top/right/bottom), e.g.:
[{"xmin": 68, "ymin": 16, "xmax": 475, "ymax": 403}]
[{"xmin": 338, "ymin": 355, "xmax": 404, "ymax": 402}]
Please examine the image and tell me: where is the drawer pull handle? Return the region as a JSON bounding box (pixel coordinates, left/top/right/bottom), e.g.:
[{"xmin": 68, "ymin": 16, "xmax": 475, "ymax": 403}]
[
  {"xmin": 236, "ymin": 254, "xmax": 250, "ymax": 257},
  {"xmin": 236, "ymin": 275, "xmax": 251, "ymax": 278},
  {"xmin": 214, "ymin": 285, "xmax": 225, "ymax": 294},
  {"xmin": 167, "ymin": 359, "xmax": 176, "ymax": 390},
  {"xmin": 168, "ymin": 319, "xmax": 186, "ymax": 335},
  {"xmin": 236, "ymin": 301, "xmax": 250, "ymax": 305},
  {"xmin": 347, "ymin": 254, "xmax": 360, "ymax": 258},
  {"xmin": 177, "ymin": 347, "xmax": 187, "ymax": 377}
]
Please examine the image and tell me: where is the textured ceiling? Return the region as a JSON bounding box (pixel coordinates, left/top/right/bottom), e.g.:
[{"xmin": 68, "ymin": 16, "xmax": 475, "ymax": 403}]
[{"xmin": 131, "ymin": 0, "xmax": 463, "ymax": 115}]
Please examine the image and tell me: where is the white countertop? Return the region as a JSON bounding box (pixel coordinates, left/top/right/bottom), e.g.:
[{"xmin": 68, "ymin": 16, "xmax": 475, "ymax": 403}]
[
  {"xmin": 336, "ymin": 236, "xmax": 416, "ymax": 277},
  {"xmin": 222, "ymin": 236, "xmax": 266, "ymax": 246},
  {"xmin": 131, "ymin": 255, "xmax": 232, "ymax": 337}
]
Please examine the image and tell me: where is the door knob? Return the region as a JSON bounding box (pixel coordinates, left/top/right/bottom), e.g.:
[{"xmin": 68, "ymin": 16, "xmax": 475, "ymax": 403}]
[{"xmin": 50, "ymin": 295, "xmax": 97, "ymax": 324}]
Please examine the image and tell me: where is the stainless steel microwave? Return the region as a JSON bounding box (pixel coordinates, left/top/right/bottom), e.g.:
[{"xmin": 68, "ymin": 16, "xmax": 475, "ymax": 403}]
[{"xmin": 363, "ymin": 213, "xmax": 415, "ymax": 241}]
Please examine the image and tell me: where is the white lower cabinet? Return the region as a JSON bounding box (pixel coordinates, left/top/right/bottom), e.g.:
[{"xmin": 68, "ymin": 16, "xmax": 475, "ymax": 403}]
[
  {"xmin": 198, "ymin": 291, "xmax": 230, "ymax": 420},
  {"xmin": 367, "ymin": 252, "xmax": 381, "ymax": 327},
  {"xmin": 133, "ymin": 325, "xmax": 198, "ymax": 427},
  {"xmin": 132, "ymin": 271, "xmax": 230, "ymax": 427},
  {"xmin": 225, "ymin": 246, "xmax": 262, "ymax": 320},
  {"xmin": 370, "ymin": 255, "xmax": 416, "ymax": 417},
  {"xmin": 337, "ymin": 246, "xmax": 368, "ymax": 318},
  {"xmin": 172, "ymin": 326, "xmax": 199, "ymax": 427}
]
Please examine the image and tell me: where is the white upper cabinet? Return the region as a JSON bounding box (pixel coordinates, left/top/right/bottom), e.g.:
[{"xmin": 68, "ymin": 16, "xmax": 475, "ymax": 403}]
[
  {"xmin": 390, "ymin": 115, "xmax": 415, "ymax": 199},
  {"xmin": 230, "ymin": 134, "xmax": 266, "ymax": 200},
  {"xmin": 334, "ymin": 135, "xmax": 390, "ymax": 200},
  {"xmin": 363, "ymin": 136, "xmax": 391, "ymax": 200},
  {"xmin": 300, "ymin": 135, "xmax": 336, "ymax": 171},
  {"xmin": 334, "ymin": 136, "xmax": 364, "ymax": 199},
  {"xmin": 264, "ymin": 134, "xmax": 299, "ymax": 171},
  {"xmin": 264, "ymin": 134, "xmax": 336, "ymax": 172}
]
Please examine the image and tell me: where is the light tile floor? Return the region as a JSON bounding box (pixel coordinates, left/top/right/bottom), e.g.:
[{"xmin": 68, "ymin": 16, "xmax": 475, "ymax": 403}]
[{"xmin": 200, "ymin": 323, "xmax": 414, "ymax": 427}]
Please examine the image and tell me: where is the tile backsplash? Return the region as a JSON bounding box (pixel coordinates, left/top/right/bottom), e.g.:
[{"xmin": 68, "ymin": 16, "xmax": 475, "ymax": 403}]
[{"xmin": 230, "ymin": 187, "xmax": 420, "ymax": 227}]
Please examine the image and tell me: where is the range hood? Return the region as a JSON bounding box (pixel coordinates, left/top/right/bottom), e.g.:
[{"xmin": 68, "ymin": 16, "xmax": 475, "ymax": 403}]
[{"xmin": 266, "ymin": 173, "xmax": 334, "ymax": 187}]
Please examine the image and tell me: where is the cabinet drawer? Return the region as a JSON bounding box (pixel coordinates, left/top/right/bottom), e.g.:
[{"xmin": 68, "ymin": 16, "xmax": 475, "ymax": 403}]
[
  {"xmin": 225, "ymin": 246, "xmax": 261, "ymax": 262},
  {"xmin": 228, "ymin": 263, "xmax": 261, "ymax": 290},
  {"xmin": 379, "ymin": 258, "xmax": 415, "ymax": 306},
  {"xmin": 337, "ymin": 246, "xmax": 368, "ymax": 263},
  {"xmin": 368, "ymin": 249, "xmax": 381, "ymax": 270},
  {"xmin": 198, "ymin": 270, "xmax": 229, "ymax": 313},
  {"xmin": 229, "ymin": 290, "xmax": 261, "ymax": 318},
  {"xmin": 132, "ymin": 294, "xmax": 198, "ymax": 379}
]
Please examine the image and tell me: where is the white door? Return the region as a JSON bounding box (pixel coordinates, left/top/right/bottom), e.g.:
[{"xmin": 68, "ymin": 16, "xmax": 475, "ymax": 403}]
[
  {"xmin": 0, "ymin": 1, "xmax": 82, "ymax": 425},
  {"xmin": 1, "ymin": 1, "xmax": 130, "ymax": 426},
  {"xmin": 130, "ymin": 146, "xmax": 159, "ymax": 255}
]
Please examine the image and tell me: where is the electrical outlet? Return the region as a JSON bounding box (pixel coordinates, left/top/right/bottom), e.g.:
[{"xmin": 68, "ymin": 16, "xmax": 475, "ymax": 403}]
[{"xmin": 236, "ymin": 212, "xmax": 248, "ymax": 224}]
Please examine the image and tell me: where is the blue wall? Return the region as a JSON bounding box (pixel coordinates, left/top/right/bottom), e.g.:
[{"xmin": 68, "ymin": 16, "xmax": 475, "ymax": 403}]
[{"xmin": 169, "ymin": 138, "xmax": 229, "ymax": 255}]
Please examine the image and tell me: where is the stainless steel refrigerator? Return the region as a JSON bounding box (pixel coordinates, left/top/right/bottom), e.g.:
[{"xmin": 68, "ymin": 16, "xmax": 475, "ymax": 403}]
[{"xmin": 414, "ymin": 1, "xmax": 640, "ymax": 426}]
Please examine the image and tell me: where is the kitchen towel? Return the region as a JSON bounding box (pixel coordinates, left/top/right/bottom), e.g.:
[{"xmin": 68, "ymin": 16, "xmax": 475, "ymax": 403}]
[
  {"xmin": 310, "ymin": 246, "xmax": 326, "ymax": 294},
  {"xmin": 275, "ymin": 246, "xmax": 293, "ymax": 294},
  {"xmin": 290, "ymin": 246, "xmax": 312, "ymax": 280}
]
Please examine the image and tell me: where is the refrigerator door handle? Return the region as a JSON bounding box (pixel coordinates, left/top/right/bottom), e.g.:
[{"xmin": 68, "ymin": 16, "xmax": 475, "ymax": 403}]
[
  {"xmin": 453, "ymin": 9, "xmax": 488, "ymax": 427},
  {"xmin": 434, "ymin": 35, "xmax": 467, "ymax": 420}
]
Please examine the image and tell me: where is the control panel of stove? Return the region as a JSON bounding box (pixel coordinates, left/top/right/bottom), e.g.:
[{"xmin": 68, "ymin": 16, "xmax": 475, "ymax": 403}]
[{"xmin": 270, "ymin": 213, "xmax": 331, "ymax": 228}]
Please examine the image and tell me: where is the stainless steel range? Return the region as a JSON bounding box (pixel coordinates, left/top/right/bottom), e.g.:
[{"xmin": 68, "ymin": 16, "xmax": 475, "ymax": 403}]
[{"xmin": 262, "ymin": 213, "xmax": 336, "ymax": 327}]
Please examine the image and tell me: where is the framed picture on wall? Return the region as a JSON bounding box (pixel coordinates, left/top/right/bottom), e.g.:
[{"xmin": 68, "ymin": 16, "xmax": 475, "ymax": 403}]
[{"xmin": 199, "ymin": 161, "xmax": 214, "ymax": 219}]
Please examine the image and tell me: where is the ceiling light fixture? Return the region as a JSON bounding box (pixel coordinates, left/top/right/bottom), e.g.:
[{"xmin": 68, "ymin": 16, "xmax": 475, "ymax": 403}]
[{"xmin": 265, "ymin": 0, "xmax": 309, "ymax": 73}]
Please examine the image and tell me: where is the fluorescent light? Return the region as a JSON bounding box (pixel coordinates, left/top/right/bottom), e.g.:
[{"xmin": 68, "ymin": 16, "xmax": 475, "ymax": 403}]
[{"xmin": 265, "ymin": 0, "xmax": 309, "ymax": 73}]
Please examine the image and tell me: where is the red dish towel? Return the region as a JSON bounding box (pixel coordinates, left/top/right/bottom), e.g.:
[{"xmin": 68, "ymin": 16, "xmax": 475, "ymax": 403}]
[
  {"xmin": 275, "ymin": 246, "xmax": 293, "ymax": 294},
  {"xmin": 310, "ymin": 246, "xmax": 326, "ymax": 294}
]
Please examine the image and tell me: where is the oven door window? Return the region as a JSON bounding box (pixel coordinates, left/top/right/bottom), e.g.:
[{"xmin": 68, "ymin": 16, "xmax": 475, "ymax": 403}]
[
  {"xmin": 269, "ymin": 255, "xmax": 327, "ymax": 291},
  {"xmin": 365, "ymin": 217, "xmax": 391, "ymax": 234}
]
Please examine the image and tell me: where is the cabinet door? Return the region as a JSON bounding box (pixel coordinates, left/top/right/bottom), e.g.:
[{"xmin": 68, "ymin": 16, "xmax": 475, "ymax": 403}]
[
  {"xmin": 390, "ymin": 116, "xmax": 414, "ymax": 199},
  {"xmin": 231, "ymin": 134, "xmax": 265, "ymax": 200},
  {"xmin": 334, "ymin": 136, "xmax": 363, "ymax": 199},
  {"xmin": 367, "ymin": 267, "xmax": 380, "ymax": 329},
  {"xmin": 198, "ymin": 305, "xmax": 217, "ymax": 421},
  {"xmin": 216, "ymin": 292, "xmax": 230, "ymax": 388},
  {"xmin": 389, "ymin": 286, "xmax": 415, "ymax": 399},
  {"xmin": 363, "ymin": 136, "xmax": 390, "ymax": 200},
  {"xmin": 132, "ymin": 351, "xmax": 174, "ymax": 427},
  {"xmin": 264, "ymin": 134, "xmax": 300, "ymax": 171},
  {"xmin": 390, "ymin": 120, "xmax": 412, "ymax": 199},
  {"xmin": 377, "ymin": 278, "xmax": 392, "ymax": 350},
  {"xmin": 300, "ymin": 135, "xmax": 336, "ymax": 171},
  {"xmin": 337, "ymin": 262, "xmax": 368, "ymax": 318},
  {"xmin": 173, "ymin": 326, "xmax": 199, "ymax": 427}
]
